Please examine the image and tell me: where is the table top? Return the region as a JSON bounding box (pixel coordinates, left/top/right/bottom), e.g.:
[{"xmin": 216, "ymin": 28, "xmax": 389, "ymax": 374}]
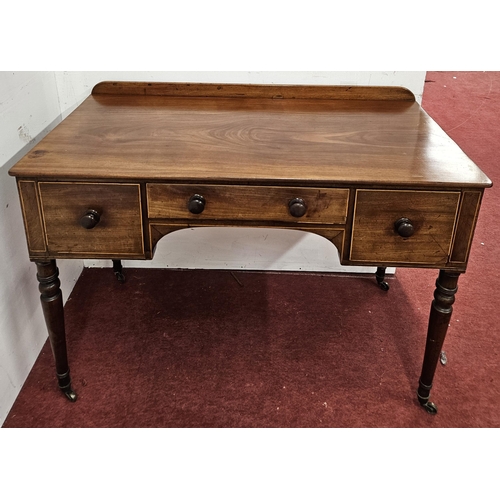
[{"xmin": 9, "ymin": 82, "xmax": 492, "ymax": 189}]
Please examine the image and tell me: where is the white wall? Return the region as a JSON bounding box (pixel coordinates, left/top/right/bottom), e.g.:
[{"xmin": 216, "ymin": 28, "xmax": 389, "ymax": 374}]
[
  {"xmin": 52, "ymin": 71, "xmax": 424, "ymax": 273},
  {"xmin": 0, "ymin": 71, "xmax": 425, "ymax": 425},
  {"xmin": 0, "ymin": 73, "xmax": 83, "ymax": 425}
]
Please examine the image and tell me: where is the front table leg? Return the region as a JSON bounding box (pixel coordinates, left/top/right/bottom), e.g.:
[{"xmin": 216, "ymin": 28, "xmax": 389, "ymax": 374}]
[
  {"xmin": 417, "ymin": 269, "xmax": 460, "ymax": 414},
  {"xmin": 35, "ymin": 260, "xmax": 77, "ymax": 402}
]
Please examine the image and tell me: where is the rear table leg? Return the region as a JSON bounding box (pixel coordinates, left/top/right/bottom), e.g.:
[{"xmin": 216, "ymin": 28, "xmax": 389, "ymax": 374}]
[
  {"xmin": 112, "ymin": 259, "xmax": 125, "ymax": 283},
  {"xmin": 375, "ymin": 267, "xmax": 390, "ymax": 291}
]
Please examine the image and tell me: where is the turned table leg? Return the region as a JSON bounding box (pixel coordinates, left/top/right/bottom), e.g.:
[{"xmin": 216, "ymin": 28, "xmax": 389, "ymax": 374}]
[
  {"xmin": 417, "ymin": 269, "xmax": 460, "ymax": 414},
  {"xmin": 375, "ymin": 266, "xmax": 390, "ymax": 291},
  {"xmin": 35, "ymin": 260, "xmax": 77, "ymax": 402},
  {"xmin": 112, "ymin": 259, "xmax": 125, "ymax": 283}
]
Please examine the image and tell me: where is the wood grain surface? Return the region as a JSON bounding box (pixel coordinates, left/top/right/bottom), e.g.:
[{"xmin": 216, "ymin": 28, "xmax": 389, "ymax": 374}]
[
  {"xmin": 92, "ymin": 81, "xmax": 417, "ymax": 100},
  {"xmin": 350, "ymin": 189, "xmax": 461, "ymax": 265},
  {"xmin": 38, "ymin": 182, "xmax": 145, "ymax": 257},
  {"xmin": 18, "ymin": 180, "xmax": 46, "ymax": 253},
  {"xmin": 8, "ymin": 83, "xmax": 492, "ymax": 189},
  {"xmin": 147, "ymin": 184, "xmax": 349, "ymax": 224}
]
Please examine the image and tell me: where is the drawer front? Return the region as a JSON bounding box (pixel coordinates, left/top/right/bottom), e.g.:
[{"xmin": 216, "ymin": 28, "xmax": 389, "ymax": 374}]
[
  {"xmin": 350, "ymin": 190, "xmax": 460, "ymax": 265},
  {"xmin": 147, "ymin": 184, "xmax": 349, "ymax": 224},
  {"xmin": 39, "ymin": 182, "xmax": 144, "ymax": 256}
]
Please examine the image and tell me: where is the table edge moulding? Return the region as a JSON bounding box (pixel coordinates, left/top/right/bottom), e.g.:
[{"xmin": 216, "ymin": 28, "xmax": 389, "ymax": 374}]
[{"xmin": 8, "ymin": 81, "xmax": 493, "ymax": 415}]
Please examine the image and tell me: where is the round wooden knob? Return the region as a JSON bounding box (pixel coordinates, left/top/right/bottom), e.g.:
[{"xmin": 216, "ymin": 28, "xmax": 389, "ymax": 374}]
[
  {"xmin": 80, "ymin": 209, "xmax": 101, "ymax": 229},
  {"xmin": 289, "ymin": 198, "xmax": 307, "ymax": 218},
  {"xmin": 188, "ymin": 194, "xmax": 206, "ymax": 214},
  {"xmin": 395, "ymin": 217, "xmax": 414, "ymax": 237}
]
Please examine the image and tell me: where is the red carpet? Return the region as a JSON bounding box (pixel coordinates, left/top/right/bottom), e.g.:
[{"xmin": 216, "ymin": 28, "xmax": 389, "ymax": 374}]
[{"xmin": 3, "ymin": 72, "xmax": 500, "ymax": 427}]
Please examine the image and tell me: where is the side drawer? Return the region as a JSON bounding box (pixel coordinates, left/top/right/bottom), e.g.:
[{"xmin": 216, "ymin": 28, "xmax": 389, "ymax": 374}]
[
  {"xmin": 147, "ymin": 184, "xmax": 349, "ymax": 224},
  {"xmin": 39, "ymin": 182, "xmax": 144, "ymax": 257},
  {"xmin": 350, "ymin": 189, "xmax": 460, "ymax": 265}
]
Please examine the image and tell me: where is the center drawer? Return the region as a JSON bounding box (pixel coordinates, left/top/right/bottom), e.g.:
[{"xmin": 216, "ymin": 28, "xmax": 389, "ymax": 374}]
[{"xmin": 147, "ymin": 184, "xmax": 349, "ymax": 224}]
